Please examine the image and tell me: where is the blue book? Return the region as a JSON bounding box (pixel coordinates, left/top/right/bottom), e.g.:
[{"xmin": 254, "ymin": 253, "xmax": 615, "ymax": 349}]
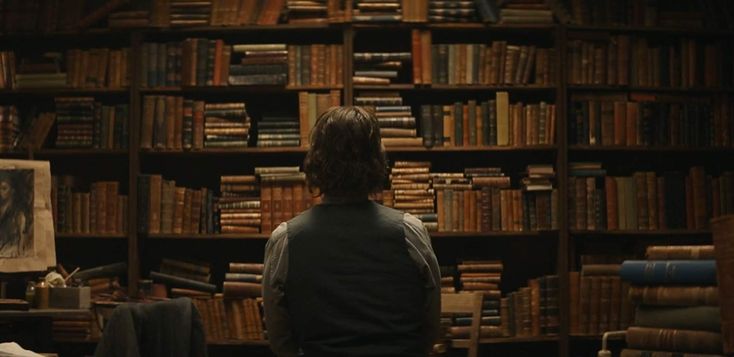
[{"xmin": 620, "ymin": 260, "xmax": 717, "ymax": 285}]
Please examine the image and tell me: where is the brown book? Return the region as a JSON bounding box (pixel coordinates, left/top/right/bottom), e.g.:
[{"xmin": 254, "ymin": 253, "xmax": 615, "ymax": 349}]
[
  {"xmin": 588, "ymin": 276, "xmax": 601, "ymax": 335},
  {"xmin": 605, "ymin": 176, "xmax": 618, "ymax": 230},
  {"xmin": 690, "ymin": 167, "xmax": 707, "ymax": 229},
  {"xmin": 411, "ymin": 30, "xmax": 422, "ymax": 85},
  {"xmin": 529, "ymin": 279, "xmax": 541, "ymax": 336},
  {"xmin": 598, "ymin": 276, "xmax": 611, "ymax": 333},
  {"xmin": 148, "ymin": 175, "xmax": 162, "ymax": 234},
  {"xmin": 173, "ymin": 187, "xmax": 186, "ymax": 234},
  {"xmin": 620, "ymin": 349, "xmax": 724, "ymax": 357},
  {"xmin": 182, "ymin": 189, "xmax": 192, "ymax": 234},
  {"xmin": 628, "ymin": 286, "xmax": 719, "ymax": 306},
  {"xmin": 712, "ymin": 216, "xmax": 734, "ymax": 354},
  {"xmin": 609, "ymin": 277, "xmax": 621, "ymax": 331},
  {"xmin": 579, "ymin": 276, "xmax": 591, "ymax": 334},
  {"xmin": 626, "ymin": 327, "xmax": 723, "ymax": 354},
  {"xmin": 260, "ymin": 181, "xmax": 272, "ymax": 234},
  {"xmin": 457, "ymin": 263, "xmax": 503, "ymax": 273},
  {"xmin": 229, "ymin": 263, "xmax": 264, "ymax": 274},
  {"xmin": 448, "ymin": 325, "xmax": 503, "ymax": 338},
  {"xmin": 223, "ymin": 282, "xmax": 262, "ymax": 299}
]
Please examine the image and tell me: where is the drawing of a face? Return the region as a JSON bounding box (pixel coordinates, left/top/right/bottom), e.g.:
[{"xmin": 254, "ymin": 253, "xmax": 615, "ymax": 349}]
[{"xmin": 0, "ymin": 179, "xmax": 11, "ymax": 203}]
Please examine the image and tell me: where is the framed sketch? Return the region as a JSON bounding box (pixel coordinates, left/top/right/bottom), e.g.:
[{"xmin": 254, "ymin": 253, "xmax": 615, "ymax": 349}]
[{"xmin": 0, "ymin": 160, "xmax": 54, "ymax": 273}]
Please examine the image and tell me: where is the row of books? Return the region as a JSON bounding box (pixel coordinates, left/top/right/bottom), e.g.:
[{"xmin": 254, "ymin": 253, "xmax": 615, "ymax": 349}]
[
  {"xmin": 424, "ymin": 40, "xmax": 555, "ymax": 86},
  {"xmin": 567, "ymin": 37, "xmax": 734, "ymax": 88},
  {"xmin": 568, "ymin": 163, "xmax": 734, "ymax": 231},
  {"xmin": 569, "ymin": 94, "xmax": 733, "ymax": 148},
  {"xmin": 297, "ymin": 91, "xmax": 342, "ymax": 147},
  {"xmin": 420, "ymin": 95, "xmax": 557, "ymax": 148},
  {"xmin": 502, "ymin": 274, "xmax": 560, "ymax": 337},
  {"xmin": 568, "ymin": 265, "xmax": 634, "ymax": 335},
  {"xmin": 140, "ymin": 97, "xmax": 251, "ymax": 150},
  {"xmin": 258, "ymin": 167, "xmax": 322, "ymax": 233},
  {"xmin": 287, "ymin": 44, "xmax": 344, "ymax": 88},
  {"xmin": 54, "ymin": 98, "xmax": 129, "ymax": 149},
  {"xmin": 137, "ymin": 175, "xmax": 217, "ymax": 235},
  {"xmin": 52, "ymin": 177, "xmax": 128, "ymax": 235},
  {"xmin": 567, "ymin": 0, "xmax": 732, "ymax": 29},
  {"xmin": 0, "ymin": 0, "xmax": 116, "ymax": 33},
  {"xmin": 620, "ymin": 245, "xmax": 723, "ymax": 355}
]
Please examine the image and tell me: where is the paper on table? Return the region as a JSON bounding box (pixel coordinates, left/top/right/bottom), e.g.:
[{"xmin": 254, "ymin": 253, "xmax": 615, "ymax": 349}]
[{"xmin": 0, "ymin": 342, "xmax": 45, "ymax": 357}]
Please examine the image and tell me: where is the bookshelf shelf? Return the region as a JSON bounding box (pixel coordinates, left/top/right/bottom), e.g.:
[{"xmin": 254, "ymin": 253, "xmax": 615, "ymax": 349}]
[
  {"xmin": 569, "ymin": 334, "xmax": 625, "ymax": 341},
  {"xmin": 144, "ymin": 23, "xmax": 337, "ymax": 35},
  {"xmin": 421, "ymin": 85, "xmax": 556, "ymax": 92},
  {"xmin": 0, "ymin": 88, "xmax": 129, "ymax": 96},
  {"xmin": 570, "ymin": 230, "xmax": 712, "ymax": 237},
  {"xmin": 353, "ymin": 23, "xmax": 557, "ymax": 31},
  {"xmin": 452, "ymin": 335, "xmax": 558, "ymax": 348},
  {"xmin": 384, "ymin": 145, "xmax": 557, "ymax": 153},
  {"xmin": 431, "ymin": 230, "xmax": 557, "ymax": 238},
  {"xmin": 353, "ymin": 84, "xmax": 415, "ymax": 90},
  {"xmin": 139, "ymin": 85, "xmax": 340, "ymax": 95},
  {"xmin": 569, "ymin": 146, "xmax": 734, "ymax": 154},
  {"xmin": 35, "ymin": 149, "xmax": 129, "ymax": 157},
  {"xmin": 567, "ymin": 85, "xmax": 734, "ymax": 93},
  {"xmin": 55, "ymin": 233, "xmax": 127, "ymax": 239},
  {"xmin": 566, "ymin": 25, "xmax": 734, "ymax": 37},
  {"xmin": 140, "ymin": 147, "xmax": 308, "ymax": 156},
  {"xmin": 145, "ymin": 233, "xmax": 270, "ymax": 240},
  {"xmin": 207, "ymin": 340, "xmax": 270, "ymax": 346}
]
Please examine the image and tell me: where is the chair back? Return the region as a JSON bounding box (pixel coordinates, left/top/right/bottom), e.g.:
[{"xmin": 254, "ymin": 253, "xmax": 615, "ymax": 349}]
[{"xmin": 441, "ymin": 293, "xmax": 483, "ymax": 357}]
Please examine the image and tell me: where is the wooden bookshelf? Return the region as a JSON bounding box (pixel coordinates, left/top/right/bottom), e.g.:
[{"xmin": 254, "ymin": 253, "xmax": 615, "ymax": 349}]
[{"xmin": 0, "ymin": 3, "xmax": 731, "ymax": 356}]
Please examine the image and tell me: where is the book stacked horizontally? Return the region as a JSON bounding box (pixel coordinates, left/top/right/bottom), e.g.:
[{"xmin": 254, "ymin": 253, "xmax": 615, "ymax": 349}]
[
  {"xmin": 502, "ymin": 275, "xmax": 560, "ymax": 337},
  {"xmin": 354, "ymin": 92, "xmax": 421, "ymax": 147},
  {"xmin": 284, "ymin": 0, "xmax": 328, "ymax": 24},
  {"xmin": 108, "ymin": 11, "xmax": 150, "ymax": 28},
  {"xmin": 297, "ymin": 90, "xmax": 342, "ymax": 146},
  {"xmin": 353, "ymin": 52, "xmax": 412, "ymax": 85},
  {"xmin": 387, "ymin": 161, "xmax": 437, "ymax": 230},
  {"xmin": 14, "ymin": 53, "xmax": 67, "ymax": 89},
  {"xmin": 427, "ymin": 0, "xmax": 480, "ymax": 23},
  {"xmin": 352, "ymin": 0, "xmax": 403, "ymax": 22},
  {"xmin": 204, "ymin": 102, "xmax": 251, "ymax": 148},
  {"xmin": 440, "ymin": 265, "xmax": 458, "ymax": 293},
  {"xmin": 219, "ymin": 175, "xmax": 260, "ymax": 234},
  {"xmin": 73, "ymin": 262, "xmax": 128, "ymax": 300},
  {"xmin": 450, "ymin": 260, "xmax": 504, "ymax": 339},
  {"xmin": 169, "ymin": 0, "xmax": 212, "ymax": 27},
  {"xmin": 620, "ymin": 245, "xmax": 723, "ymax": 357},
  {"xmin": 256, "ymin": 115, "xmax": 300, "ymax": 147},
  {"xmin": 151, "ymin": 258, "xmax": 216, "ymax": 297},
  {"xmin": 0, "ymin": 105, "xmax": 20, "ymax": 151},
  {"xmin": 229, "ymin": 44, "xmax": 288, "ymax": 86},
  {"xmin": 569, "ymin": 260, "xmax": 635, "ymax": 336},
  {"xmin": 498, "ymin": 0, "xmax": 553, "ymax": 24}
]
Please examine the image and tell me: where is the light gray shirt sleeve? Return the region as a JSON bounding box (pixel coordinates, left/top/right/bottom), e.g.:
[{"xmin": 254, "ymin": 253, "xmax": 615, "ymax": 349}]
[
  {"xmin": 403, "ymin": 213, "xmax": 442, "ymax": 352},
  {"xmin": 263, "ymin": 222, "xmax": 299, "ymax": 357}
]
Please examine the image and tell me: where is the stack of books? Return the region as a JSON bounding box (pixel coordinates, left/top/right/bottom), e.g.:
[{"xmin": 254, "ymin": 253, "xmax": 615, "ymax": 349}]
[
  {"xmin": 498, "ymin": 0, "xmax": 553, "ymax": 24},
  {"xmin": 354, "ymin": 92, "xmax": 420, "ymax": 147},
  {"xmin": 170, "ymin": 0, "xmax": 212, "ymax": 27},
  {"xmin": 284, "ymin": 0, "xmax": 328, "ymax": 24},
  {"xmin": 450, "ymin": 260, "xmax": 504, "ymax": 339},
  {"xmin": 352, "ymin": 0, "xmax": 402, "ymax": 22},
  {"xmin": 521, "ymin": 164, "xmax": 557, "ymax": 231},
  {"xmin": 353, "ymin": 52, "xmax": 412, "ymax": 85},
  {"xmin": 54, "ymin": 97, "xmax": 96, "ymax": 148},
  {"xmin": 221, "ymin": 262, "xmax": 266, "ymax": 341},
  {"xmin": 256, "ymin": 115, "xmax": 300, "ymax": 147},
  {"xmin": 386, "ymin": 161, "xmax": 437, "ymax": 230},
  {"xmin": 229, "ymin": 44, "xmax": 288, "ymax": 85},
  {"xmin": 204, "ymin": 102, "xmax": 251, "ymax": 148},
  {"xmin": 73, "ymin": 262, "xmax": 128, "ymax": 299},
  {"xmin": 428, "ymin": 1, "xmax": 480, "ymax": 22},
  {"xmin": 218, "ymin": 175, "xmax": 260, "ymax": 233},
  {"xmin": 150, "ymin": 258, "xmax": 216, "ymax": 296},
  {"xmin": 620, "ymin": 245, "xmax": 722, "ymax": 356},
  {"xmin": 14, "ymin": 53, "xmax": 66, "ymax": 88}
]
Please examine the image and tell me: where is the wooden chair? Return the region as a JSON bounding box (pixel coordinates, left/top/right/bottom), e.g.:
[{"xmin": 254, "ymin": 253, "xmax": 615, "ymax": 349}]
[{"xmin": 441, "ymin": 293, "xmax": 484, "ymax": 357}]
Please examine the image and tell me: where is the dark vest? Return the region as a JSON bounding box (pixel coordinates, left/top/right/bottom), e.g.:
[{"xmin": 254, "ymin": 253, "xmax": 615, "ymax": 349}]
[{"xmin": 285, "ymin": 200, "xmax": 426, "ymax": 357}]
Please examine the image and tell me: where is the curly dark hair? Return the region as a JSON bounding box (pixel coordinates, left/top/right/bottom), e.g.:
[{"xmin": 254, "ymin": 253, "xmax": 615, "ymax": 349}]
[{"xmin": 304, "ymin": 106, "xmax": 388, "ymax": 197}]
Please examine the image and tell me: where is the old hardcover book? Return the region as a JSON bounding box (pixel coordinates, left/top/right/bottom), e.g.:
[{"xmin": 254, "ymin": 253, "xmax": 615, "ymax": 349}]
[
  {"xmin": 625, "ymin": 327, "xmax": 723, "ymax": 354},
  {"xmin": 628, "ymin": 286, "xmax": 719, "ymax": 306},
  {"xmin": 712, "ymin": 215, "xmax": 734, "ymax": 354}
]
